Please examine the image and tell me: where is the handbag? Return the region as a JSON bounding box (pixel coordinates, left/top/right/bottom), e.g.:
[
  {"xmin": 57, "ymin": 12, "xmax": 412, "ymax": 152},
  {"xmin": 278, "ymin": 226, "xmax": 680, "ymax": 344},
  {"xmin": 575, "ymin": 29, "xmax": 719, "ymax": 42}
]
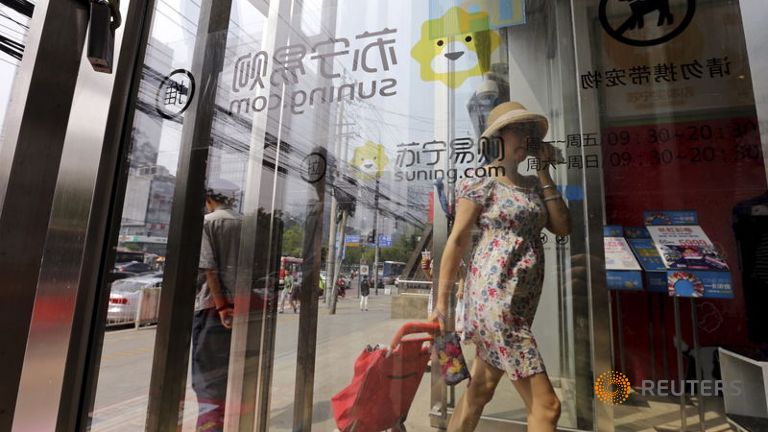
[{"xmin": 434, "ymin": 332, "xmax": 471, "ymax": 385}]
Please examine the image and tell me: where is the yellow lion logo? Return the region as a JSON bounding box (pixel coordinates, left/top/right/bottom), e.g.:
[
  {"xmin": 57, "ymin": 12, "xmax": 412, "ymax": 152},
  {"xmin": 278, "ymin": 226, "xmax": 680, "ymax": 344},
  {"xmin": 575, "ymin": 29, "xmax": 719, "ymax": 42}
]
[
  {"xmin": 350, "ymin": 141, "xmax": 389, "ymax": 179},
  {"xmin": 411, "ymin": 7, "xmax": 501, "ymax": 89}
]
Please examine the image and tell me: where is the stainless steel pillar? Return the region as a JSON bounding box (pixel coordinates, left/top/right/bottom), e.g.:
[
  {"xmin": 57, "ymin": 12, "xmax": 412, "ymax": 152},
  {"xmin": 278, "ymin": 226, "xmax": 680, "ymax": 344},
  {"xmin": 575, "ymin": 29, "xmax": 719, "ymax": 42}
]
[
  {"xmin": 0, "ymin": 1, "xmax": 113, "ymax": 430},
  {"xmin": 0, "ymin": 6, "xmax": 89, "ymax": 427}
]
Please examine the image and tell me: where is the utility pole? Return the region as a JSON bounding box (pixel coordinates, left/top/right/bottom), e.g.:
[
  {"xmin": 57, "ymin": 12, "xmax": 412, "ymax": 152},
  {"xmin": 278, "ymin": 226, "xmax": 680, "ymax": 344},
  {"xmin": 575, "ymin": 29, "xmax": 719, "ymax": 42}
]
[
  {"xmin": 357, "ymin": 243, "xmax": 365, "ymax": 299},
  {"xmin": 330, "ymin": 205, "xmax": 350, "ymax": 314},
  {"xmin": 372, "ymin": 178, "xmax": 380, "ymax": 295},
  {"xmin": 324, "ymin": 200, "xmax": 338, "ymax": 305},
  {"xmin": 324, "ymin": 98, "xmax": 345, "ymax": 305},
  {"xmin": 324, "ymin": 83, "xmax": 356, "ymax": 306}
]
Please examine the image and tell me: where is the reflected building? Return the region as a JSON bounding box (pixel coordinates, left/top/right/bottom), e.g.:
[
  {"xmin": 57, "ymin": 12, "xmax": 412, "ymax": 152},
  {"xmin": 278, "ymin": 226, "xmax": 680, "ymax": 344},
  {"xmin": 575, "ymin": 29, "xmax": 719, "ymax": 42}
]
[{"xmin": 118, "ymin": 37, "xmax": 174, "ymax": 253}]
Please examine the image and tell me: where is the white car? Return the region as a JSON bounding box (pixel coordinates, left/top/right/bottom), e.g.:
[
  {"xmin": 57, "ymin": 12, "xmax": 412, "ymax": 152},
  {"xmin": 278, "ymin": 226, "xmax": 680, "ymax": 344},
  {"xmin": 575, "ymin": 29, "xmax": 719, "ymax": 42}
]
[{"xmin": 107, "ymin": 274, "xmax": 162, "ymax": 325}]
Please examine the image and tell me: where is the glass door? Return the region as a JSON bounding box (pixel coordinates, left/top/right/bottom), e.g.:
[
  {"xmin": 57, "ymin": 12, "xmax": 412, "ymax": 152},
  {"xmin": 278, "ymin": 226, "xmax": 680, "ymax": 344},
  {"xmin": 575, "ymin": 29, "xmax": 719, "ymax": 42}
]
[
  {"xmin": 84, "ymin": 1, "xmax": 283, "ymax": 430},
  {"xmin": 429, "ymin": 2, "xmax": 607, "ymax": 430}
]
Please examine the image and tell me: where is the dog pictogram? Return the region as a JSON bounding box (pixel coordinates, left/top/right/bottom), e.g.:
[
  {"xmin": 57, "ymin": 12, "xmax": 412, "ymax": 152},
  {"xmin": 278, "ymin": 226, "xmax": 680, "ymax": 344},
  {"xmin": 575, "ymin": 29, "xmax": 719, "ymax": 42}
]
[
  {"xmin": 618, "ymin": 0, "xmax": 674, "ymax": 33},
  {"xmin": 600, "ymin": 0, "xmax": 696, "ymax": 47}
]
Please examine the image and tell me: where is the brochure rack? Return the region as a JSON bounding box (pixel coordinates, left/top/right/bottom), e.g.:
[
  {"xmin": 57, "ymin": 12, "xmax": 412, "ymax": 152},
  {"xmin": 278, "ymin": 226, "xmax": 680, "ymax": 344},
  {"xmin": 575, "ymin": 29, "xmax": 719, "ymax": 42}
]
[
  {"xmin": 638, "ymin": 211, "xmax": 733, "ymax": 431},
  {"xmin": 604, "ymin": 225, "xmax": 644, "ymax": 376},
  {"xmin": 624, "ymin": 225, "xmax": 670, "ymax": 384},
  {"xmin": 605, "ymin": 212, "xmax": 733, "ymax": 430}
]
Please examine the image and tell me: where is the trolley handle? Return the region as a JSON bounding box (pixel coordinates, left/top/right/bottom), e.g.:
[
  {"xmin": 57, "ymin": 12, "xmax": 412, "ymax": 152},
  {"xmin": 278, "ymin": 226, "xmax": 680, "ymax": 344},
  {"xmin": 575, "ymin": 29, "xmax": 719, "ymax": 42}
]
[{"xmin": 390, "ymin": 321, "xmax": 440, "ymax": 348}]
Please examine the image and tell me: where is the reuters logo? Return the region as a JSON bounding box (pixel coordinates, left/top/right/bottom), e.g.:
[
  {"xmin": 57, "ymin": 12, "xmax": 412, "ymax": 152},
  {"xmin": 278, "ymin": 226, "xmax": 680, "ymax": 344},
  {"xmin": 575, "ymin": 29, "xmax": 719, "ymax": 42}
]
[{"xmin": 594, "ymin": 371, "xmax": 631, "ymax": 405}]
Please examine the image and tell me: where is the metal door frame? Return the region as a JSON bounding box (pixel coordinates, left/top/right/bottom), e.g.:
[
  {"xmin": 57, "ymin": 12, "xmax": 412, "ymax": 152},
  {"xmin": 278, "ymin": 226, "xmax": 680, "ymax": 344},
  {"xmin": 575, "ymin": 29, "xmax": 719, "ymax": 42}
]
[
  {"xmin": 739, "ymin": 0, "xmax": 768, "ymax": 174},
  {"xmin": 0, "ymin": 0, "xmax": 157, "ymax": 430},
  {"xmin": 0, "ymin": 2, "xmax": 93, "ymax": 429}
]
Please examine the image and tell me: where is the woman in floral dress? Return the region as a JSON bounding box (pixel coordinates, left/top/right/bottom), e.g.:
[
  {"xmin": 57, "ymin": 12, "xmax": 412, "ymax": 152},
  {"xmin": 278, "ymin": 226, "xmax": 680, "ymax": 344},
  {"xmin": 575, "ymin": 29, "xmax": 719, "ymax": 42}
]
[{"xmin": 432, "ymin": 102, "xmax": 571, "ymax": 432}]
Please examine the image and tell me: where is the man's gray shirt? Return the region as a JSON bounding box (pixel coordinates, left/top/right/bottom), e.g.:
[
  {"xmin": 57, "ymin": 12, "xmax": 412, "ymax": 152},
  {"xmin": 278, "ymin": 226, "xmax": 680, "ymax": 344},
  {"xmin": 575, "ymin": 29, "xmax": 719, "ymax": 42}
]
[{"xmin": 196, "ymin": 207, "xmax": 242, "ymax": 311}]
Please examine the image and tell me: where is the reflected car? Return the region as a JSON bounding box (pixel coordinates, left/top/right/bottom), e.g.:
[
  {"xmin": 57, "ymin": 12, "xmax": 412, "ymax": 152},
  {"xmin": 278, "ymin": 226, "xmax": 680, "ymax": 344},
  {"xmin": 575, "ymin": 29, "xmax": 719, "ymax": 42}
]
[
  {"xmin": 114, "ymin": 261, "xmax": 154, "ymax": 275},
  {"xmin": 250, "ymin": 273, "xmax": 279, "ymax": 311},
  {"xmin": 110, "ymin": 271, "xmax": 135, "ymax": 281},
  {"xmin": 107, "ymin": 275, "xmax": 163, "ymax": 325}
]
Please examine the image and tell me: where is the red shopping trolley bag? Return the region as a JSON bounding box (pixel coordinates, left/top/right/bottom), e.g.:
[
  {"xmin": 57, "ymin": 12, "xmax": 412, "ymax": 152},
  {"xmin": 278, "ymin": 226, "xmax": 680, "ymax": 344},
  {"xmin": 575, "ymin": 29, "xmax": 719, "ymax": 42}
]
[{"xmin": 331, "ymin": 322, "xmax": 439, "ymax": 432}]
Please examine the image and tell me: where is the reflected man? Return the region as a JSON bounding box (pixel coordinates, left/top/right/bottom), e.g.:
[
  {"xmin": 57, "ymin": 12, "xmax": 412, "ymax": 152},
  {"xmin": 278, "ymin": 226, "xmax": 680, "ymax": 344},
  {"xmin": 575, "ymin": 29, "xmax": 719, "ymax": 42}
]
[{"xmin": 192, "ymin": 178, "xmax": 242, "ymax": 431}]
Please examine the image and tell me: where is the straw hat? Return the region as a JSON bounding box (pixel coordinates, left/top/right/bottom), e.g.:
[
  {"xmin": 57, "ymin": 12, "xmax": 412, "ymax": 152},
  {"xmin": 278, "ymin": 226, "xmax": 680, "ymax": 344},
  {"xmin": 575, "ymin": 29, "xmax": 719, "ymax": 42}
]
[{"xmin": 481, "ymin": 101, "xmax": 548, "ymax": 139}]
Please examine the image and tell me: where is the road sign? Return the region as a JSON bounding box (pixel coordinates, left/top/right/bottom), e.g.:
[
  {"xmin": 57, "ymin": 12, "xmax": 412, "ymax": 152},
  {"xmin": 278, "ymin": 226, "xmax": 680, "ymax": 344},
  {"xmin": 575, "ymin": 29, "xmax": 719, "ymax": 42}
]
[
  {"xmin": 366, "ymin": 234, "xmax": 392, "ymax": 247},
  {"xmin": 345, "ymin": 234, "xmax": 360, "ymax": 247}
]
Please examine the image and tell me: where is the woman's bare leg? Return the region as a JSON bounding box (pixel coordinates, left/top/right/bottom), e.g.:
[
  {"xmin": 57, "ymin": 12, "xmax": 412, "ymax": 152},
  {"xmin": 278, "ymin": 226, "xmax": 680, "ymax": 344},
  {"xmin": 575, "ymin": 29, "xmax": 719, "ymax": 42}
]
[
  {"xmin": 447, "ymin": 356, "xmax": 504, "ymax": 432},
  {"xmin": 511, "ymin": 372, "xmax": 561, "ymax": 431}
]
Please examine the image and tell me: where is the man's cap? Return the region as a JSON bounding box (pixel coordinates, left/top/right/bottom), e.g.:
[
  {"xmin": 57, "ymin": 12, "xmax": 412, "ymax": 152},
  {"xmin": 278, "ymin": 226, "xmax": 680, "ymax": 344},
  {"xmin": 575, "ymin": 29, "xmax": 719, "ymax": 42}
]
[{"xmin": 206, "ymin": 178, "xmax": 240, "ymax": 200}]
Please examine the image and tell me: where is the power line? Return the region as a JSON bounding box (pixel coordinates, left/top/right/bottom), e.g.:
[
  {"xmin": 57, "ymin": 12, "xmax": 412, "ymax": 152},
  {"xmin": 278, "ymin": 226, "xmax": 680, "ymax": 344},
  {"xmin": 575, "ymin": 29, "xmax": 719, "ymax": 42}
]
[
  {"xmin": 0, "ymin": 7, "xmax": 29, "ymax": 30},
  {"xmin": 0, "ymin": 21, "xmax": 24, "ymax": 36},
  {"xmin": 0, "ymin": 33, "xmax": 23, "ymax": 60},
  {"xmin": 0, "ymin": 0, "xmax": 33, "ymax": 18},
  {"xmin": 0, "ymin": 54, "xmax": 16, "ymax": 66}
]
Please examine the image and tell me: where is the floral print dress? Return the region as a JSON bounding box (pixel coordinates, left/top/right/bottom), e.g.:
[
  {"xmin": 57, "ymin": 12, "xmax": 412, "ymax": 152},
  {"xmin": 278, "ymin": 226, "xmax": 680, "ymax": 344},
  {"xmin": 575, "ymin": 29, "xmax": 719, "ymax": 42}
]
[{"xmin": 455, "ymin": 175, "xmax": 548, "ymax": 380}]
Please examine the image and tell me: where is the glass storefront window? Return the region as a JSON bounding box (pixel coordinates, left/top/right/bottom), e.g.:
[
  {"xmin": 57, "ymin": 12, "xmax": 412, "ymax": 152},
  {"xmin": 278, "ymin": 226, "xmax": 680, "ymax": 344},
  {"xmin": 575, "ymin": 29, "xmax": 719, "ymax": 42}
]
[
  {"xmin": 582, "ymin": 0, "xmax": 768, "ymax": 430},
  {"xmin": 88, "ymin": 2, "xmax": 201, "ymax": 429}
]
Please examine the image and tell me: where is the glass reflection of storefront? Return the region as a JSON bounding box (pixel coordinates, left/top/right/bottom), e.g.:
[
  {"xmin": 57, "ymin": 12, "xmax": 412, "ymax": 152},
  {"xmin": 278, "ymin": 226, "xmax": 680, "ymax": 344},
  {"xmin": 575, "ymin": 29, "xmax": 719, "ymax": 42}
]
[{"xmin": 2, "ymin": 0, "xmax": 768, "ymax": 431}]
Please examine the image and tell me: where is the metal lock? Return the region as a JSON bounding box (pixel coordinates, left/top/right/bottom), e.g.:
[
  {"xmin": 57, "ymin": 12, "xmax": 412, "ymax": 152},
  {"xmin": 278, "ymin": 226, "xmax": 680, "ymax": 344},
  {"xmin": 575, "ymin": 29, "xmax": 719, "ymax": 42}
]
[{"xmin": 87, "ymin": 0, "xmax": 115, "ymax": 73}]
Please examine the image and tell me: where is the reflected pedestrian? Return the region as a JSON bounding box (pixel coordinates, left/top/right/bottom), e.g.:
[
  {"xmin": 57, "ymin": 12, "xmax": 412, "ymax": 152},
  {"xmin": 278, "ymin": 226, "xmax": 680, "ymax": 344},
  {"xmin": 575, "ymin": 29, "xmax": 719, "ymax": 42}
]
[
  {"xmin": 279, "ymin": 271, "xmax": 294, "ymax": 313},
  {"xmin": 289, "ymin": 271, "xmax": 301, "ymax": 313},
  {"xmin": 360, "ymin": 275, "xmax": 370, "ymax": 311},
  {"xmin": 192, "ymin": 179, "xmax": 241, "ymax": 432},
  {"xmin": 318, "ymin": 273, "xmax": 327, "ymax": 298}
]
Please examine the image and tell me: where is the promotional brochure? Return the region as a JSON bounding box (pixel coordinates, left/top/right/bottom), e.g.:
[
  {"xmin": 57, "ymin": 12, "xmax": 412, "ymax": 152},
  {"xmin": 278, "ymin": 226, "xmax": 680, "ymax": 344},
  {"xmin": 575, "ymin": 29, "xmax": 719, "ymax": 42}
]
[
  {"xmin": 603, "ymin": 226, "xmax": 643, "ymax": 291},
  {"xmin": 642, "ymin": 211, "xmax": 733, "ymax": 298},
  {"xmin": 646, "ymin": 225, "xmax": 730, "ymax": 271},
  {"xmin": 625, "ymin": 227, "xmax": 668, "ymax": 293}
]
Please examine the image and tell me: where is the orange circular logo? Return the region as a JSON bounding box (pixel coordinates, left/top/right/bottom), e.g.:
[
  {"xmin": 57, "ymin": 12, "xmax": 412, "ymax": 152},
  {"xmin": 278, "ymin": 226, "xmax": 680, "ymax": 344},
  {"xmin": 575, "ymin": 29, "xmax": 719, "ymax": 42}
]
[{"xmin": 594, "ymin": 370, "xmax": 631, "ymax": 405}]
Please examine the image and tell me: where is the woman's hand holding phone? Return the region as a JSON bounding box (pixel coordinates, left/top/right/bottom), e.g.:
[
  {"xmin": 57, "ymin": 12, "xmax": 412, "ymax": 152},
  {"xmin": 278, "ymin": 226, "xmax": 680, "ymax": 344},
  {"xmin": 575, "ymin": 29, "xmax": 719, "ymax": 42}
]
[{"xmin": 534, "ymin": 141, "xmax": 561, "ymax": 171}]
